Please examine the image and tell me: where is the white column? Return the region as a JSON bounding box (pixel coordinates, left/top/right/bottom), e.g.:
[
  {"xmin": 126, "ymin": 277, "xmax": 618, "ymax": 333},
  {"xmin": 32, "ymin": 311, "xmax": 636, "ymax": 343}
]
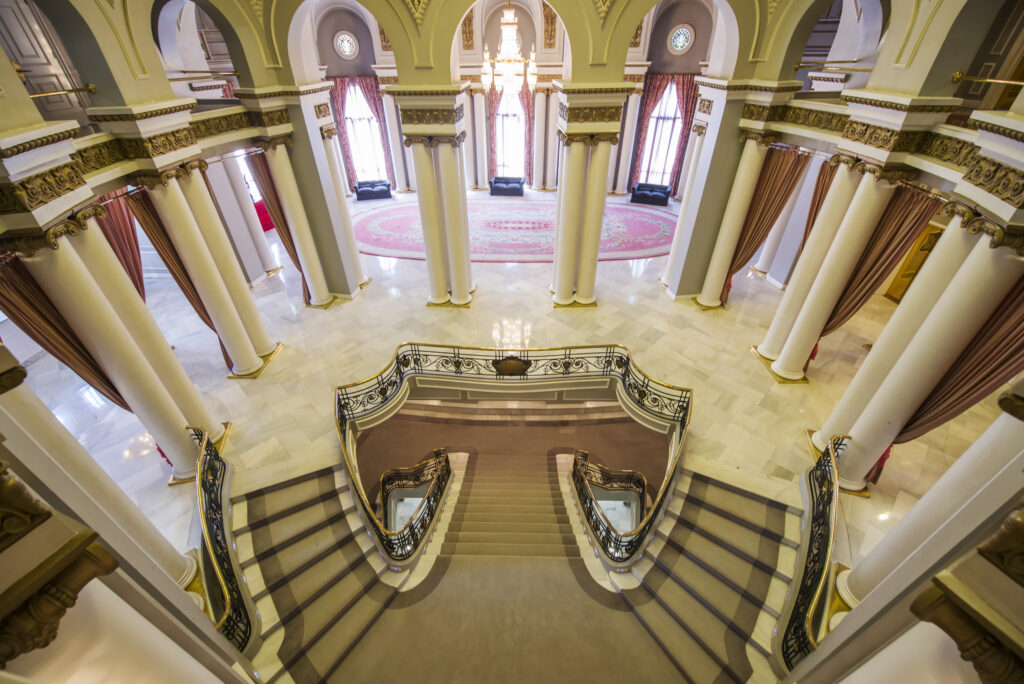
[
  {"xmin": 178, "ymin": 167, "xmax": 276, "ymax": 357},
  {"xmin": 323, "ymin": 134, "xmax": 367, "ymax": 285},
  {"xmin": 22, "ymin": 237, "xmax": 198, "ymax": 480},
  {"xmin": 553, "ymin": 140, "xmax": 588, "ymax": 304},
  {"xmin": 473, "ymin": 90, "xmax": 488, "ymax": 188},
  {"xmin": 614, "ymin": 92, "xmax": 641, "ymax": 194},
  {"xmin": 381, "ymin": 92, "xmax": 408, "ymax": 191},
  {"xmin": 222, "ymin": 155, "xmax": 277, "ymax": 273},
  {"xmin": 533, "ymin": 90, "xmax": 547, "ymax": 189},
  {"xmin": 437, "ymin": 141, "xmax": 471, "ymax": 305},
  {"xmin": 770, "ymin": 169, "xmax": 896, "ymax": 380},
  {"xmin": 837, "ymin": 237, "xmax": 1024, "ymax": 489},
  {"xmin": 262, "ymin": 145, "xmax": 332, "ymax": 306},
  {"xmin": 661, "ymin": 126, "xmax": 707, "ymax": 285},
  {"xmin": 551, "ymin": 140, "xmax": 567, "ymax": 292},
  {"xmin": 456, "ymin": 138, "xmax": 474, "ymax": 292},
  {"xmin": 696, "ymin": 136, "xmax": 771, "ymax": 308},
  {"xmin": 752, "ymin": 179, "xmax": 802, "ymax": 274},
  {"xmin": 461, "ymin": 94, "xmax": 477, "ymax": 190},
  {"xmin": 0, "ymin": 380, "xmax": 198, "ymax": 586},
  {"xmin": 606, "ymin": 141, "xmax": 620, "ymax": 193},
  {"xmin": 837, "ymin": 406, "xmax": 1024, "ymax": 606},
  {"xmin": 545, "ymin": 94, "xmax": 559, "ymax": 190},
  {"xmin": 812, "ymin": 209, "xmax": 978, "ymax": 450},
  {"xmin": 756, "ymin": 158, "xmax": 858, "ymax": 359},
  {"xmin": 409, "ymin": 140, "xmax": 449, "ymax": 304},
  {"xmin": 72, "ymin": 217, "xmax": 223, "ymax": 442},
  {"xmin": 147, "ymin": 177, "xmax": 262, "ymax": 375},
  {"xmin": 574, "ymin": 140, "xmax": 612, "ymax": 304}
]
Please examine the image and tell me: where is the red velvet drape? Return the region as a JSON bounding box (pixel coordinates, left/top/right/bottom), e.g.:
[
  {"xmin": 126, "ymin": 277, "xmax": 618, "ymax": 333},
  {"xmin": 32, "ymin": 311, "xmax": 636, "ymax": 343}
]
[
  {"xmin": 627, "ymin": 73, "xmax": 672, "ymax": 189},
  {"xmin": 667, "ymin": 74, "xmax": 699, "ymax": 191},
  {"xmin": 487, "ymin": 84, "xmax": 503, "ymax": 181},
  {"xmin": 354, "ymin": 75, "xmax": 397, "ymax": 188},
  {"xmin": 96, "ymin": 189, "xmax": 145, "ymax": 300},
  {"xmin": 519, "ymin": 82, "xmax": 534, "ymax": 185}
]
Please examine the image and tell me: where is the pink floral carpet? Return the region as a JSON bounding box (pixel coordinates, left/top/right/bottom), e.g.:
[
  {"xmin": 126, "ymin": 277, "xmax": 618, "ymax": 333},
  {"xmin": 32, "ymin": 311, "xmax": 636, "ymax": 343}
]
[{"xmin": 351, "ymin": 199, "xmax": 678, "ymax": 262}]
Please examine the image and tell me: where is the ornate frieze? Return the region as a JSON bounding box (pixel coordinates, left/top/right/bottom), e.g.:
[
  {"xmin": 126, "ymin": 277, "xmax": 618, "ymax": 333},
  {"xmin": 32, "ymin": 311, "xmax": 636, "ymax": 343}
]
[
  {"xmin": 624, "ymin": 74, "xmax": 645, "ymax": 83},
  {"xmin": 964, "ymin": 154, "xmax": 1024, "ymax": 208},
  {"xmin": 916, "ymin": 132, "xmax": 980, "ymax": 169},
  {"xmin": 966, "ymin": 216, "xmax": 1024, "ymax": 255},
  {"xmin": 119, "ymin": 127, "xmax": 197, "ymax": 159},
  {"xmin": 840, "ymin": 95, "xmax": 957, "ymax": 113},
  {"xmin": 314, "ymin": 103, "xmax": 331, "ymax": 119},
  {"xmin": 978, "ymin": 506, "xmax": 1024, "ymax": 587},
  {"xmin": 0, "ymin": 463, "xmax": 51, "ymax": 553},
  {"xmin": 248, "ymin": 108, "xmax": 290, "ymax": 128},
  {"xmin": 558, "ymin": 104, "xmax": 622, "ymax": 123},
  {"xmin": 70, "ymin": 139, "xmax": 128, "ymax": 175},
  {"xmin": 461, "ymin": 9, "xmax": 474, "ymax": 50},
  {"xmin": 697, "ymin": 81, "xmax": 801, "ymax": 93},
  {"xmin": 542, "ymin": 2, "xmax": 557, "ymax": 48},
  {"xmin": 842, "ymin": 121, "xmax": 928, "ymax": 152},
  {"xmin": 0, "ymin": 129, "xmax": 78, "ymax": 159},
  {"xmin": 400, "ymin": 105, "xmax": 464, "ymax": 125},
  {"xmin": 741, "ymin": 103, "xmax": 772, "ymax": 121},
  {"xmin": 630, "ymin": 24, "xmax": 642, "ymax": 48},
  {"xmin": 697, "ymin": 98, "xmax": 712, "ymax": 115},
  {"xmin": 191, "ymin": 112, "xmax": 251, "ymax": 140},
  {"xmin": 236, "ymin": 84, "xmax": 331, "ymax": 100},
  {"xmin": 0, "ymin": 162, "xmax": 86, "ymax": 214},
  {"xmin": 188, "ymin": 83, "xmax": 223, "ymax": 92},
  {"xmin": 88, "ymin": 103, "xmax": 194, "ymax": 122},
  {"xmin": 378, "ymin": 76, "xmax": 399, "ymax": 85}
]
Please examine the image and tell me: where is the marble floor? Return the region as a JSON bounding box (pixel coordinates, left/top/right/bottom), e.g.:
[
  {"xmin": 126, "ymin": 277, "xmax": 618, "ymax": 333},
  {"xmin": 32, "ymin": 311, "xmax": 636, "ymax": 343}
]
[{"xmin": 3, "ymin": 208, "xmax": 1002, "ymax": 570}]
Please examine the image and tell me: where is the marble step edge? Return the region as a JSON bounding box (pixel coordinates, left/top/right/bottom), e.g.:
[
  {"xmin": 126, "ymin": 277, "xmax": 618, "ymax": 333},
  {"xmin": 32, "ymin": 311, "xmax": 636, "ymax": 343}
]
[
  {"xmin": 230, "ymin": 462, "xmax": 346, "ymax": 504},
  {"xmin": 679, "ymin": 454, "xmax": 804, "ymax": 511},
  {"xmin": 674, "ymin": 474, "xmax": 802, "ymax": 546},
  {"xmin": 234, "ymin": 483, "xmax": 352, "ymax": 535}
]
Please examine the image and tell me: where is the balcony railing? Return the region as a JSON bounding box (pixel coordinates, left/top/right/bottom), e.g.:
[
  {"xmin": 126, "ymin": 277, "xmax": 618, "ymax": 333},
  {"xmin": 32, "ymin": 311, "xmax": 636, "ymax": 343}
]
[
  {"xmin": 190, "ymin": 426, "xmax": 256, "ymax": 654},
  {"xmin": 334, "ymin": 343, "xmax": 692, "ymax": 566},
  {"xmin": 777, "ymin": 434, "xmax": 847, "ymax": 671}
]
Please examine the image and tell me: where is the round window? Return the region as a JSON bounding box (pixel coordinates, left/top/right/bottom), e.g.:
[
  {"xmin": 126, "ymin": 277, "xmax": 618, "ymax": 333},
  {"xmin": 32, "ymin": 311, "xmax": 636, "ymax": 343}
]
[
  {"xmin": 667, "ymin": 24, "xmax": 694, "ymax": 55},
  {"xmin": 334, "ymin": 31, "xmax": 359, "ymax": 60}
]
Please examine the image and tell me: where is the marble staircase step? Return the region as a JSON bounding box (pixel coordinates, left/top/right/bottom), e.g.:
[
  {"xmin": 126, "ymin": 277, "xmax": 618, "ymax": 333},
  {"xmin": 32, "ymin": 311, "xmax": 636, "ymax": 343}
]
[{"xmin": 439, "ymin": 541, "xmax": 579, "ymax": 557}]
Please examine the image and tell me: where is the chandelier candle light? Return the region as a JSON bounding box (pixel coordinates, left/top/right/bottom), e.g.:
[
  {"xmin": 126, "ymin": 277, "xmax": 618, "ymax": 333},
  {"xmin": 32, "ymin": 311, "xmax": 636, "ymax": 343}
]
[{"xmin": 481, "ymin": 3, "xmax": 537, "ymax": 93}]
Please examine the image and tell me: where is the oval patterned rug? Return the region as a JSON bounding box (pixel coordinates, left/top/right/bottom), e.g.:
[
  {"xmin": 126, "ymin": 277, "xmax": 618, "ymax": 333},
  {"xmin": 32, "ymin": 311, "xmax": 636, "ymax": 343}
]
[{"xmin": 351, "ymin": 198, "xmax": 678, "ymax": 262}]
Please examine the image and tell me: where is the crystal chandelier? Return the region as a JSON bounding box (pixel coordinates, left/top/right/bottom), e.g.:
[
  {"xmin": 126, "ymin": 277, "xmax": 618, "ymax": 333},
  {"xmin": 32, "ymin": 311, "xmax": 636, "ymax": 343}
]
[{"xmin": 480, "ymin": 2, "xmax": 537, "ymax": 94}]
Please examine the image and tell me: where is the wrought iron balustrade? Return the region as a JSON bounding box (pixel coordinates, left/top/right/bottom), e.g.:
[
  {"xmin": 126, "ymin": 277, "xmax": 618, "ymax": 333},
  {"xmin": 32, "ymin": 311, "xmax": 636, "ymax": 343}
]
[
  {"xmin": 778, "ymin": 435, "xmax": 847, "ymax": 671},
  {"xmin": 191, "ymin": 426, "xmax": 253, "ymax": 653}
]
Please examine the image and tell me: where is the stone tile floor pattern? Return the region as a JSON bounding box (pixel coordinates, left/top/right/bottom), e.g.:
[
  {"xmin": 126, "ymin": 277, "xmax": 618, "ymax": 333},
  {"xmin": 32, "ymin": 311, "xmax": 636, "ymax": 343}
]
[{"xmin": 2, "ymin": 209, "xmax": 1002, "ymax": 570}]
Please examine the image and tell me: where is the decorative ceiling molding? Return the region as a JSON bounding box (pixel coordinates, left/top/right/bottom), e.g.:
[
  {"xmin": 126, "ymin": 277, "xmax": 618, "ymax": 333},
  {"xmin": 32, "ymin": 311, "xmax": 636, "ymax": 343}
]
[
  {"xmin": 403, "ymin": 0, "xmax": 430, "ymax": 28},
  {"xmin": 0, "ymin": 162, "xmax": 86, "ymax": 215},
  {"xmin": 0, "ymin": 129, "xmax": 78, "ymax": 159}
]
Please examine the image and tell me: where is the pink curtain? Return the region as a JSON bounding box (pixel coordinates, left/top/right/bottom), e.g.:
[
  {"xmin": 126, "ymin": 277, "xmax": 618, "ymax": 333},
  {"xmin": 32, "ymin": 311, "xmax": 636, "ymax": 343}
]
[
  {"xmin": 519, "ymin": 82, "xmax": 534, "ymax": 185},
  {"xmin": 96, "ymin": 189, "xmax": 145, "ymax": 300},
  {"xmin": 249, "ymin": 152, "xmax": 310, "ymax": 306},
  {"xmin": 627, "ymin": 73, "xmax": 673, "ymax": 189},
  {"xmin": 822, "ymin": 188, "xmax": 943, "ymax": 336},
  {"xmin": 221, "ymin": 82, "xmax": 234, "ymax": 99},
  {"xmin": 796, "ymin": 161, "xmax": 838, "ymax": 259},
  {"xmin": 667, "ymin": 74, "xmax": 699, "ymax": 191},
  {"xmin": 329, "ymin": 77, "xmax": 357, "ymax": 189},
  {"xmin": 487, "ymin": 85, "xmax": 503, "ymax": 180},
  {"xmin": 721, "ymin": 148, "xmax": 811, "ymax": 302},
  {"xmin": 0, "ymin": 253, "xmax": 129, "ymax": 411},
  {"xmin": 353, "ymin": 75, "xmax": 397, "ymax": 188}
]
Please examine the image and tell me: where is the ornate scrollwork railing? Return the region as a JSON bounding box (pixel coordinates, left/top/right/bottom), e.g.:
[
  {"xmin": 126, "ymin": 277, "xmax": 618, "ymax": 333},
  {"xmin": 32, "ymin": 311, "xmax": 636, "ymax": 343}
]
[
  {"xmin": 334, "ymin": 343, "xmax": 692, "ymax": 565},
  {"xmin": 190, "ymin": 426, "xmax": 253, "ymax": 653},
  {"xmin": 573, "ymin": 450, "xmax": 648, "ymax": 515},
  {"xmin": 377, "ymin": 448, "xmax": 451, "ymax": 547},
  {"xmin": 778, "ymin": 435, "xmax": 847, "ymax": 671}
]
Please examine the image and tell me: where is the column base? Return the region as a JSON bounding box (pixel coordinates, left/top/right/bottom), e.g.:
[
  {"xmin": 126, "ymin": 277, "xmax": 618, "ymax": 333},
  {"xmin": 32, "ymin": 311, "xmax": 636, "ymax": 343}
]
[
  {"xmin": 213, "ymin": 421, "xmax": 232, "ymax": 455},
  {"xmin": 754, "ymin": 343, "xmax": 779, "ymax": 361},
  {"xmin": 265, "ymin": 266, "xmax": 284, "ymax": 278},
  {"xmin": 750, "ymin": 346, "xmax": 809, "ymax": 384},
  {"xmin": 805, "ymin": 428, "xmax": 823, "ymax": 461},
  {"xmin": 535, "ymin": 188, "xmax": 558, "ymax": 193},
  {"xmin": 228, "ymin": 342, "xmax": 283, "ymax": 380},
  {"xmin": 358, "ymin": 277, "xmax": 372, "ymax": 289},
  {"xmin": 306, "ymin": 295, "xmax": 339, "ymax": 310},
  {"xmin": 769, "ymin": 360, "xmax": 807, "ymax": 382},
  {"xmin": 834, "ymin": 568, "xmax": 861, "ymax": 609},
  {"xmin": 573, "ymin": 295, "xmax": 597, "ymax": 306},
  {"xmin": 427, "ymin": 299, "xmax": 471, "ymax": 308},
  {"xmin": 552, "ymin": 294, "xmax": 576, "ymax": 306},
  {"xmin": 693, "ymin": 296, "xmax": 725, "ymax": 311},
  {"xmin": 748, "ymin": 265, "xmax": 768, "ymax": 278},
  {"xmin": 555, "ymin": 299, "xmax": 597, "ymax": 308},
  {"xmin": 810, "ymin": 429, "xmax": 829, "ymax": 452},
  {"xmin": 838, "ymin": 475, "xmax": 871, "ymax": 497}
]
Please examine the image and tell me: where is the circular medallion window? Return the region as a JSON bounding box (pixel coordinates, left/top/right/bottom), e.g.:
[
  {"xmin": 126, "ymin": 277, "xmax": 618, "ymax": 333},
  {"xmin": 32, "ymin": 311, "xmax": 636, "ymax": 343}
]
[
  {"xmin": 668, "ymin": 24, "xmax": 694, "ymax": 55},
  {"xmin": 333, "ymin": 31, "xmax": 359, "ymax": 60}
]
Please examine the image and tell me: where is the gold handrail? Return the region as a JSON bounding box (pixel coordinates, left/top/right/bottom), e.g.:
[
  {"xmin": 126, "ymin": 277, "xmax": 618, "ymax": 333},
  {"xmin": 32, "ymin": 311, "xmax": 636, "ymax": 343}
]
[
  {"xmin": 575, "ymin": 453, "xmax": 649, "ymax": 510},
  {"xmin": 804, "ymin": 435, "xmax": 845, "ymax": 648},
  {"xmin": 189, "ymin": 425, "xmax": 233, "ymax": 631},
  {"xmin": 168, "ymin": 74, "xmax": 236, "ymax": 82},
  {"xmin": 29, "ymin": 84, "xmax": 95, "ymax": 99},
  {"xmin": 951, "ymin": 71, "xmax": 1024, "ymax": 87},
  {"xmin": 377, "ymin": 448, "xmax": 448, "ymax": 514}
]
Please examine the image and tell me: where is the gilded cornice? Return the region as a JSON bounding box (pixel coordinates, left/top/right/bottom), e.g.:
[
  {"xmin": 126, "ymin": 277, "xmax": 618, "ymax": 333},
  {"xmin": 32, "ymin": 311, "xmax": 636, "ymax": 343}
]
[
  {"xmin": 88, "ymin": 103, "xmax": 194, "ymax": 122},
  {"xmin": 119, "ymin": 127, "xmax": 197, "ymax": 159},
  {"xmin": 0, "ymin": 162, "xmax": 85, "ymax": 215},
  {"xmin": 696, "ymin": 98, "xmax": 712, "ymax": 115},
  {"xmin": 0, "ymin": 218, "xmax": 84, "ymax": 255},
  {"xmin": 829, "ymin": 153, "xmax": 858, "ymax": 168},
  {"xmin": 808, "ymin": 73, "xmax": 847, "ymax": 83},
  {"xmin": 130, "ymin": 168, "xmax": 186, "ymax": 190},
  {"xmin": 188, "ymin": 83, "xmax": 223, "ymax": 92},
  {"xmin": 558, "ymin": 103, "xmax": 622, "ymax": 123},
  {"xmin": 321, "ymin": 125, "xmax": 338, "ymax": 139},
  {"xmin": 378, "ymin": 76, "xmax": 399, "ymax": 85},
  {"xmin": 314, "ymin": 103, "xmax": 331, "ymax": 119},
  {"xmin": 0, "ymin": 129, "xmax": 78, "ymax": 159},
  {"xmin": 400, "ymin": 105, "xmax": 464, "ymax": 125},
  {"xmin": 696, "ymin": 81, "xmax": 802, "ymax": 93},
  {"xmin": 190, "ymin": 112, "xmax": 250, "ymax": 140},
  {"xmin": 842, "ymin": 121, "xmax": 927, "ymax": 152},
  {"xmin": 741, "ymin": 103, "xmax": 772, "ymax": 121},
  {"xmin": 253, "ymin": 135, "xmax": 292, "ymax": 152},
  {"xmin": 940, "ymin": 200, "xmax": 976, "ymax": 222},
  {"xmin": 624, "ymin": 74, "xmax": 645, "ymax": 83},
  {"xmin": 915, "ymin": 132, "xmax": 979, "ymax": 169},
  {"xmin": 854, "ymin": 161, "xmax": 917, "ymax": 183},
  {"xmin": 70, "ymin": 139, "xmax": 128, "ymax": 175},
  {"xmin": 536, "ymin": 74, "xmax": 561, "ymax": 83},
  {"xmin": 247, "ymin": 109, "xmax": 290, "ymax": 128},
  {"xmin": 692, "ymin": 123, "xmax": 707, "ymax": 136},
  {"xmin": 967, "ymin": 119, "xmax": 1024, "ymax": 144},
  {"xmin": 963, "ymin": 153, "xmax": 1024, "ymax": 208},
  {"xmin": 840, "ymin": 95, "xmax": 957, "ymax": 113},
  {"xmin": 236, "ymin": 84, "xmax": 332, "ymax": 99},
  {"xmin": 965, "ymin": 216, "xmax": 1024, "ymax": 255}
]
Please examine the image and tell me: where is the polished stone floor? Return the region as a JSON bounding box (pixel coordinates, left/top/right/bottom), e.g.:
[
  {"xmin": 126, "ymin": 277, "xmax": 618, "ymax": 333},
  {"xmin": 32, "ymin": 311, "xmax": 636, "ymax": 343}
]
[{"xmin": 2, "ymin": 193, "xmax": 1002, "ymax": 569}]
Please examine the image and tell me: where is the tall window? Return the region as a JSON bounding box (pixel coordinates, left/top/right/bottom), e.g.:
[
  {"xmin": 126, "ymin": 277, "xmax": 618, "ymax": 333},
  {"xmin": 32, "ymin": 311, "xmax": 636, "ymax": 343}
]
[
  {"xmin": 637, "ymin": 83, "xmax": 683, "ymax": 186},
  {"xmin": 343, "ymin": 84, "xmax": 388, "ymax": 181},
  {"xmin": 495, "ymin": 92, "xmax": 526, "ymax": 177}
]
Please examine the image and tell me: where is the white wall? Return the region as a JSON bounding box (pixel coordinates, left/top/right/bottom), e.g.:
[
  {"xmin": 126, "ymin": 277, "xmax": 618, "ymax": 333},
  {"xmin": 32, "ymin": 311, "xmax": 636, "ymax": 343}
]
[{"xmin": 839, "ymin": 622, "xmax": 979, "ymax": 684}]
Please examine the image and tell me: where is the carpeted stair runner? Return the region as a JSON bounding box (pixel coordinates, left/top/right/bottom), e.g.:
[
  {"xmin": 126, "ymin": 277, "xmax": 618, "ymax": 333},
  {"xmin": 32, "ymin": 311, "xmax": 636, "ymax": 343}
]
[
  {"xmin": 617, "ymin": 470, "xmax": 802, "ymax": 683},
  {"xmin": 441, "ymin": 451, "xmax": 579, "ymax": 558},
  {"xmin": 232, "ymin": 465, "xmax": 397, "ymax": 684}
]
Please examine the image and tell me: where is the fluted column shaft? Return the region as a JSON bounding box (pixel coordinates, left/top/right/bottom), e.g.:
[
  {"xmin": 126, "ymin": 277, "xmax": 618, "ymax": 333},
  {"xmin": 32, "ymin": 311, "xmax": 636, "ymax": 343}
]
[
  {"xmin": 533, "ymin": 90, "xmax": 548, "ymax": 189},
  {"xmin": 812, "ymin": 210, "xmax": 978, "ymax": 450},
  {"xmin": 771, "ymin": 170, "xmax": 896, "ymax": 380},
  {"xmin": 553, "ymin": 140, "xmax": 588, "ymax": 304},
  {"xmin": 837, "ymin": 238, "xmax": 1024, "ymax": 489},
  {"xmin": 757, "ymin": 159, "xmax": 858, "ymax": 359},
  {"xmin": 22, "ymin": 236, "xmax": 198, "ymax": 480},
  {"xmin": 381, "ymin": 92, "xmax": 407, "ymax": 191},
  {"xmin": 696, "ymin": 136, "xmax": 771, "ymax": 308},
  {"xmin": 409, "ymin": 141, "xmax": 449, "ymax": 304},
  {"xmin": 147, "ymin": 177, "xmax": 262, "ymax": 375},
  {"xmin": 614, "ymin": 92, "xmax": 641, "ymax": 194},
  {"xmin": 661, "ymin": 127, "xmax": 707, "ymax": 285},
  {"xmin": 72, "ymin": 217, "xmax": 223, "ymax": 442},
  {"xmin": 323, "ymin": 134, "xmax": 367, "ymax": 285},
  {"xmin": 574, "ymin": 140, "xmax": 612, "ymax": 304},
  {"xmin": 473, "ymin": 91, "xmax": 488, "ymax": 188},
  {"xmin": 222, "ymin": 155, "xmax": 277, "ymax": 272},
  {"xmin": 262, "ymin": 145, "xmax": 332, "ymax": 306},
  {"xmin": 178, "ymin": 167, "xmax": 275, "ymax": 357},
  {"xmin": 437, "ymin": 141, "xmax": 472, "ymax": 305},
  {"xmin": 0, "ymin": 380, "xmax": 197, "ymax": 586}
]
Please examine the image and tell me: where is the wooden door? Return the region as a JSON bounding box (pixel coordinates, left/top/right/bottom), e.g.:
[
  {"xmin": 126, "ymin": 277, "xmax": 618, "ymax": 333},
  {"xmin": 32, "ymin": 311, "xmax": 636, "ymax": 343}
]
[{"xmin": 884, "ymin": 223, "xmax": 943, "ymax": 304}]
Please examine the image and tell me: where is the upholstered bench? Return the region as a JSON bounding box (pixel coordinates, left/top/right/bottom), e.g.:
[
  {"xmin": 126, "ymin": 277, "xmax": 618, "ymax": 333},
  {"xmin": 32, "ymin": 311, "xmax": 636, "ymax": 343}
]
[
  {"xmin": 630, "ymin": 183, "xmax": 671, "ymax": 206},
  {"xmin": 489, "ymin": 176, "xmax": 525, "ymax": 196},
  {"xmin": 354, "ymin": 180, "xmax": 392, "ymax": 201}
]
